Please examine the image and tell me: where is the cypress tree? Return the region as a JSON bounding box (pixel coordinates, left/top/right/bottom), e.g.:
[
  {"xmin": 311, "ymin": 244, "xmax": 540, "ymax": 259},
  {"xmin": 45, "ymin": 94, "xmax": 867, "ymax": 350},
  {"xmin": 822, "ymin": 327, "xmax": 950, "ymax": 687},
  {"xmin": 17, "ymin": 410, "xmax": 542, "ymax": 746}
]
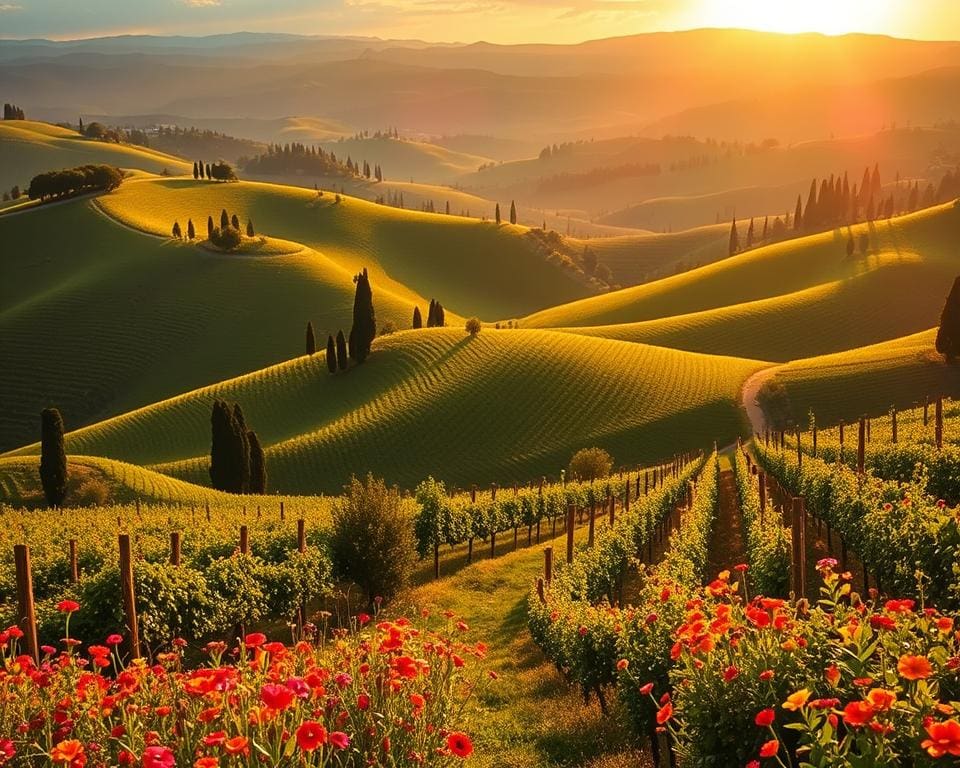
[
  {"xmin": 209, "ymin": 400, "xmax": 233, "ymax": 491},
  {"xmin": 427, "ymin": 299, "xmax": 436, "ymax": 327},
  {"xmin": 246, "ymin": 219, "xmax": 255, "ymax": 237},
  {"xmin": 198, "ymin": 160, "xmax": 205, "ymax": 179},
  {"xmin": 248, "ymin": 431, "xmax": 267, "ymax": 494},
  {"xmin": 207, "ymin": 215, "xmax": 214, "ymax": 238},
  {"xmin": 39, "ymin": 407, "xmax": 67, "ymax": 508},
  {"xmin": 445, "ymin": 201, "xmax": 450, "ymax": 215},
  {"xmin": 231, "ymin": 214, "xmax": 240, "ymax": 230},
  {"xmin": 220, "ymin": 209, "xmax": 229, "ymax": 229},
  {"xmin": 187, "ymin": 219, "xmax": 195, "ymax": 240},
  {"xmin": 746, "ymin": 218, "xmax": 754, "ymax": 249},
  {"xmin": 495, "ymin": 203, "xmax": 501, "ymax": 225},
  {"xmin": 804, "ymin": 179, "xmax": 818, "ymax": 230},
  {"xmin": 728, "ymin": 218, "xmax": 739, "ymax": 256},
  {"xmin": 509, "ymin": 200, "xmax": 517, "ymax": 224},
  {"xmin": 761, "ymin": 215, "xmax": 768, "ymax": 241},
  {"xmin": 326, "ymin": 335, "xmax": 337, "ymax": 373},
  {"xmin": 172, "ymin": 221, "xmax": 182, "ymax": 239},
  {"xmin": 436, "ymin": 301, "xmax": 445, "ymax": 327},
  {"xmin": 794, "ymin": 194, "xmax": 803, "ymax": 231},
  {"xmin": 349, "ymin": 268, "xmax": 376, "ymax": 363},
  {"xmin": 205, "ymin": 163, "xmax": 212, "ymax": 179},
  {"xmin": 306, "ymin": 321, "xmax": 316, "ymax": 355},
  {"xmin": 193, "ymin": 162, "xmax": 199, "ymax": 180},
  {"xmin": 336, "ymin": 330, "xmax": 348, "ymax": 371},
  {"xmin": 936, "ymin": 276, "xmax": 960, "ymax": 361},
  {"xmin": 412, "ymin": 305, "xmax": 422, "ymax": 329},
  {"xmin": 232, "ymin": 404, "xmax": 251, "ymax": 494}
]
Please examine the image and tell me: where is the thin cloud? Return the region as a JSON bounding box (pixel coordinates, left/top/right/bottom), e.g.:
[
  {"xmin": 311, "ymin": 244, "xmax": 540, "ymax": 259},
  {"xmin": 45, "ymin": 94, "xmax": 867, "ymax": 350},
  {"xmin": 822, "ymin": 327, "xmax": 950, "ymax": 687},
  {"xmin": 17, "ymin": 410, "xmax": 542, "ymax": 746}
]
[
  {"xmin": 182, "ymin": 0, "xmax": 222, "ymax": 7},
  {"xmin": 0, "ymin": 3, "xmax": 24, "ymax": 11}
]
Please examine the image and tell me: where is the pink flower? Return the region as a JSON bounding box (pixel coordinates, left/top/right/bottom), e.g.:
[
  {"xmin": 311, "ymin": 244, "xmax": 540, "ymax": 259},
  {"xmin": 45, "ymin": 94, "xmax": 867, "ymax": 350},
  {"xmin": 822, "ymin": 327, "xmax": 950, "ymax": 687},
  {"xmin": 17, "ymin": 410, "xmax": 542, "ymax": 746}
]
[{"xmin": 329, "ymin": 732, "xmax": 350, "ymax": 750}]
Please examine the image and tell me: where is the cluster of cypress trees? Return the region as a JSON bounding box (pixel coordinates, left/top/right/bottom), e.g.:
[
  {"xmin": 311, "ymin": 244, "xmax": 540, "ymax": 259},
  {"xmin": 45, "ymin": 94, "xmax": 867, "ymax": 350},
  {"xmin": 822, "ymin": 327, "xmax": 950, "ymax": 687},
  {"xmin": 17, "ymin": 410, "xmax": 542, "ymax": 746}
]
[
  {"xmin": 426, "ymin": 299, "xmax": 446, "ymax": 327},
  {"xmin": 192, "ymin": 160, "xmax": 236, "ymax": 181},
  {"xmin": 209, "ymin": 400, "xmax": 266, "ymax": 494},
  {"xmin": 349, "ymin": 269, "xmax": 376, "ymax": 364},
  {"xmin": 324, "ymin": 331, "xmax": 349, "ymax": 373},
  {"xmin": 2, "ymin": 103, "xmax": 25, "ymax": 120},
  {"xmin": 173, "ymin": 209, "xmax": 254, "ymax": 243}
]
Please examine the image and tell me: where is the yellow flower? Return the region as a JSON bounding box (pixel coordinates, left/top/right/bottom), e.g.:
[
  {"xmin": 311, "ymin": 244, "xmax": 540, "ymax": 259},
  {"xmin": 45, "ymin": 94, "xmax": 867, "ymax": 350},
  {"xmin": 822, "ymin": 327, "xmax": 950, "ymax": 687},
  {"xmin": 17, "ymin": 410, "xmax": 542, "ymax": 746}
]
[{"xmin": 782, "ymin": 689, "xmax": 811, "ymax": 712}]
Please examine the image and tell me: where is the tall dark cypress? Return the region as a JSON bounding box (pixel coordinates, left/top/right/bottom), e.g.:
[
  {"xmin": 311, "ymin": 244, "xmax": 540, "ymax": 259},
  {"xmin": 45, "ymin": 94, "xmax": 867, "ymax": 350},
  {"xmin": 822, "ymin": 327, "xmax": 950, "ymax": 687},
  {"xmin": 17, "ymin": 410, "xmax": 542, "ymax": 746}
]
[
  {"xmin": 349, "ymin": 268, "xmax": 376, "ymax": 363},
  {"xmin": 427, "ymin": 299, "xmax": 437, "ymax": 328},
  {"xmin": 205, "ymin": 163, "xmax": 212, "ymax": 179},
  {"xmin": 232, "ymin": 404, "xmax": 251, "ymax": 494},
  {"xmin": 728, "ymin": 218, "xmax": 739, "ymax": 256},
  {"xmin": 207, "ymin": 215, "xmax": 214, "ymax": 238},
  {"xmin": 436, "ymin": 302, "xmax": 445, "ymax": 327},
  {"xmin": 39, "ymin": 408, "xmax": 67, "ymax": 508},
  {"xmin": 804, "ymin": 179, "xmax": 818, "ymax": 230},
  {"xmin": 509, "ymin": 200, "xmax": 517, "ymax": 224},
  {"xmin": 209, "ymin": 400, "xmax": 233, "ymax": 491},
  {"xmin": 326, "ymin": 335, "xmax": 337, "ymax": 373},
  {"xmin": 192, "ymin": 162, "xmax": 199, "ymax": 180},
  {"xmin": 495, "ymin": 203, "xmax": 501, "ymax": 225},
  {"xmin": 412, "ymin": 305, "xmax": 422, "ymax": 329},
  {"xmin": 306, "ymin": 321, "xmax": 316, "ymax": 355},
  {"xmin": 336, "ymin": 330, "xmax": 348, "ymax": 371},
  {"xmin": 794, "ymin": 194, "xmax": 803, "ymax": 231},
  {"xmin": 936, "ymin": 276, "xmax": 960, "ymax": 360},
  {"xmin": 247, "ymin": 431, "xmax": 267, "ymax": 494},
  {"xmin": 220, "ymin": 209, "xmax": 229, "ymax": 229},
  {"xmin": 198, "ymin": 160, "xmax": 205, "ymax": 179}
]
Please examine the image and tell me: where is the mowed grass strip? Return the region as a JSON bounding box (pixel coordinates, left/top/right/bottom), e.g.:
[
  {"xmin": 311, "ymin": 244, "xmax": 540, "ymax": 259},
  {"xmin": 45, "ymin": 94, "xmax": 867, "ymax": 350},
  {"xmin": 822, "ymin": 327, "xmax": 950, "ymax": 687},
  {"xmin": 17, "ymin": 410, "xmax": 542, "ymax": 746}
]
[{"xmin": 9, "ymin": 329, "xmax": 762, "ymax": 494}]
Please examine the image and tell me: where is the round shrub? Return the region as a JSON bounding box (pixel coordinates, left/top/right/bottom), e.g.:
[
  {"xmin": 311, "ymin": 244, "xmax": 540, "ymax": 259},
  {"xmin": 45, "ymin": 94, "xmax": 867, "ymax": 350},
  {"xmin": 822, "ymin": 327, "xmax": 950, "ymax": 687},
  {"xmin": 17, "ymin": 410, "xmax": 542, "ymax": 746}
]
[{"xmin": 568, "ymin": 447, "xmax": 614, "ymax": 481}]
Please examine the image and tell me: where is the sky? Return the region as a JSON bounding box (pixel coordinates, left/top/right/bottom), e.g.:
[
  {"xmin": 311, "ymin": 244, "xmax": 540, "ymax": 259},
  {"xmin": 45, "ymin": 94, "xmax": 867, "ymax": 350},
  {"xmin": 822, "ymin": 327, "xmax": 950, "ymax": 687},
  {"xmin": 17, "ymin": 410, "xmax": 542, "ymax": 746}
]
[{"xmin": 1, "ymin": 0, "xmax": 959, "ymax": 44}]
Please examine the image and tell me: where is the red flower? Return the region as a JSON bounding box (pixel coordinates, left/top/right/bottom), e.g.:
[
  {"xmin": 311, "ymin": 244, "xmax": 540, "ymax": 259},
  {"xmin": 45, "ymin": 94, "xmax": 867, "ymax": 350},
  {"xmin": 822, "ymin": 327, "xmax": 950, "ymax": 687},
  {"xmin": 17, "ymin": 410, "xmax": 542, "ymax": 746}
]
[
  {"xmin": 921, "ymin": 719, "xmax": 960, "ymax": 758},
  {"xmin": 723, "ymin": 665, "xmax": 739, "ymax": 682},
  {"xmin": 897, "ymin": 654, "xmax": 933, "ymax": 681},
  {"xmin": 57, "ymin": 600, "xmax": 80, "ymax": 613},
  {"xmin": 244, "ymin": 633, "xmax": 266, "ymax": 648},
  {"xmin": 223, "ymin": 737, "xmax": 249, "ymax": 756},
  {"xmin": 842, "ymin": 701, "xmax": 874, "ymax": 728},
  {"xmin": 260, "ymin": 683, "xmax": 295, "ymax": 711},
  {"xmin": 106, "ymin": 634, "xmax": 123, "ymax": 645},
  {"xmin": 754, "ymin": 708, "xmax": 775, "ymax": 727},
  {"xmin": 639, "ymin": 683, "xmax": 654, "ymax": 695},
  {"xmin": 329, "ymin": 732, "xmax": 350, "ymax": 751},
  {"xmin": 296, "ymin": 721, "xmax": 327, "ymax": 752},
  {"xmin": 759, "ymin": 739, "xmax": 779, "ymax": 758},
  {"xmin": 141, "ymin": 746, "xmax": 175, "ymax": 768},
  {"xmin": 447, "ymin": 732, "xmax": 473, "ymax": 758},
  {"xmin": 656, "ymin": 701, "xmax": 673, "ymax": 724},
  {"xmin": 357, "ymin": 693, "xmax": 370, "ymax": 710}
]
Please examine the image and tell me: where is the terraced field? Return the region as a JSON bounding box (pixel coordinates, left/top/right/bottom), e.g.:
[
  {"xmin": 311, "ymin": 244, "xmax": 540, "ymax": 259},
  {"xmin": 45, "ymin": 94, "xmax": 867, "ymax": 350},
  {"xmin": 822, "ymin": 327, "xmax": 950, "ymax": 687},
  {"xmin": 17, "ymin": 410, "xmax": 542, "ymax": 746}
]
[
  {"xmin": 7, "ymin": 329, "xmax": 762, "ymax": 494},
  {"xmin": 523, "ymin": 202, "xmax": 960, "ymax": 329},
  {"xmin": 0, "ymin": 121, "xmax": 191, "ymax": 190},
  {"xmin": 97, "ymin": 176, "xmax": 594, "ymax": 321},
  {"xmin": 759, "ymin": 328, "xmax": 960, "ymax": 426}
]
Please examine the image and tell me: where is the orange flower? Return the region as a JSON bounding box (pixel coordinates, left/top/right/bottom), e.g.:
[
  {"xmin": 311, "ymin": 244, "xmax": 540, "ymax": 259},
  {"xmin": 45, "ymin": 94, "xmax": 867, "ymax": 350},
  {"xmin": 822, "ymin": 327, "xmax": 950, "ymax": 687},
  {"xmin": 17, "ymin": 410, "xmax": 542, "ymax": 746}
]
[
  {"xmin": 51, "ymin": 741, "xmax": 86, "ymax": 768},
  {"xmin": 759, "ymin": 739, "xmax": 779, "ymax": 758},
  {"xmin": 223, "ymin": 737, "xmax": 250, "ymax": 756},
  {"xmin": 825, "ymin": 664, "xmax": 840, "ymax": 687},
  {"xmin": 897, "ymin": 654, "xmax": 933, "ymax": 681},
  {"xmin": 865, "ymin": 688, "xmax": 896, "ymax": 712},
  {"xmin": 656, "ymin": 701, "xmax": 673, "ymax": 724},
  {"xmin": 447, "ymin": 732, "xmax": 473, "ymax": 758},
  {"xmin": 921, "ymin": 719, "xmax": 960, "ymax": 758},
  {"xmin": 782, "ymin": 689, "xmax": 811, "ymax": 712}
]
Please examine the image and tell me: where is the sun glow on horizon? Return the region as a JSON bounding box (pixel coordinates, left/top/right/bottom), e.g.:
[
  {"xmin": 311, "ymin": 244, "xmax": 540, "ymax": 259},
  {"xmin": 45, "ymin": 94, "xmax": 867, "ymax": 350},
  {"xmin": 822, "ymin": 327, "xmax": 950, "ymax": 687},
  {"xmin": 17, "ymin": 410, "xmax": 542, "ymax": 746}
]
[{"xmin": 697, "ymin": 0, "xmax": 897, "ymax": 37}]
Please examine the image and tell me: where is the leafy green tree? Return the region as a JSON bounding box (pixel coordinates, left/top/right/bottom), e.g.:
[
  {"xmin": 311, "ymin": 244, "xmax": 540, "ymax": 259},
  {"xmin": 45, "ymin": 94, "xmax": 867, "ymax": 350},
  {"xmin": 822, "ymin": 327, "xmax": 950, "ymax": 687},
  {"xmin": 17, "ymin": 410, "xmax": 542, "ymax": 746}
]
[
  {"xmin": 40, "ymin": 408, "xmax": 67, "ymax": 508},
  {"xmin": 936, "ymin": 276, "xmax": 960, "ymax": 361},
  {"xmin": 326, "ymin": 335, "xmax": 337, "ymax": 373},
  {"xmin": 349, "ymin": 268, "xmax": 376, "ymax": 363},
  {"xmin": 305, "ymin": 321, "xmax": 316, "ymax": 355},
  {"xmin": 330, "ymin": 475, "xmax": 415, "ymax": 605},
  {"xmin": 336, "ymin": 330, "xmax": 348, "ymax": 371},
  {"xmin": 412, "ymin": 305, "xmax": 422, "ymax": 329},
  {"xmin": 209, "ymin": 162, "xmax": 237, "ymax": 182},
  {"xmin": 247, "ymin": 431, "xmax": 267, "ymax": 494},
  {"xmin": 465, "ymin": 317, "xmax": 482, "ymax": 336},
  {"xmin": 568, "ymin": 447, "xmax": 613, "ymax": 481}
]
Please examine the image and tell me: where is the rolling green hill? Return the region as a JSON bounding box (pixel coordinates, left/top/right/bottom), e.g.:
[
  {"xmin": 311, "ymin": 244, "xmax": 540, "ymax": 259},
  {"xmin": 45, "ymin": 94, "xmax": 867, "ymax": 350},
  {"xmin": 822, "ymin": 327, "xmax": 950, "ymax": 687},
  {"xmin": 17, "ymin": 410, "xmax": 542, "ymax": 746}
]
[
  {"xmin": 523, "ymin": 203, "xmax": 960, "ymax": 337},
  {"xmin": 759, "ymin": 329, "xmax": 960, "ymax": 426},
  {"xmin": 6, "ymin": 329, "xmax": 762, "ymax": 494},
  {"xmin": 0, "ymin": 120, "xmax": 191, "ymax": 191}
]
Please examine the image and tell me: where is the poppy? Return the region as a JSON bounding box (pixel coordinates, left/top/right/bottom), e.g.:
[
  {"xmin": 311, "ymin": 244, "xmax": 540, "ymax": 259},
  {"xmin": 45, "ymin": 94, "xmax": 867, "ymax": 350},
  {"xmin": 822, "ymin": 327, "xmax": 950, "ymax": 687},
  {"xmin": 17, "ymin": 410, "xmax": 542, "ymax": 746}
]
[
  {"xmin": 141, "ymin": 746, "xmax": 175, "ymax": 768},
  {"xmin": 759, "ymin": 739, "xmax": 779, "ymax": 758},
  {"xmin": 754, "ymin": 708, "xmax": 775, "ymax": 727},
  {"xmin": 447, "ymin": 732, "xmax": 473, "ymax": 758},
  {"xmin": 296, "ymin": 721, "xmax": 327, "ymax": 752},
  {"xmin": 921, "ymin": 719, "xmax": 960, "ymax": 758}
]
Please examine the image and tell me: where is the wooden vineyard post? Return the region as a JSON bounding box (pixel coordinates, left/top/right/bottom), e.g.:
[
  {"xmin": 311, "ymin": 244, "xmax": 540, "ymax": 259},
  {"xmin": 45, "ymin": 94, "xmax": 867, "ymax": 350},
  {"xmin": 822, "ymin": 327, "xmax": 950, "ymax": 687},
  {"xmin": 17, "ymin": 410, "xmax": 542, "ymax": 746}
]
[
  {"xmin": 205, "ymin": 502, "xmax": 211, "ymax": 522},
  {"xmin": 491, "ymin": 483, "xmax": 498, "ymax": 501},
  {"xmin": 609, "ymin": 493, "xmax": 615, "ymax": 526},
  {"xmin": 471, "ymin": 485, "xmax": 477, "ymax": 503},
  {"xmin": 588, "ymin": 501, "xmax": 596, "ymax": 547},
  {"xmin": 624, "ymin": 483, "xmax": 630, "ymax": 513},
  {"xmin": 791, "ymin": 498, "xmax": 807, "ymax": 598},
  {"xmin": 644, "ymin": 471, "xmax": 649, "ymax": 495},
  {"xmin": 924, "ymin": 398, "xmax": 929, "ymax": 426},
  {"xmin": 69, "ymin": 539, "xmax": 79, "ymax": 583},
  {"xmin": 758, "ymin": 471, "xmax": 766, "ymax": 524},
  {"xmin": 297, "ymin": 519, "xmax": 306, "ymax": 553},
  {"xmin": 169, "ymin": 532, "xmax": 181, "ymax": 566},
  {"xmin": 13, "ymin": 544, "xmax": 39, "ymax": 663},
  {"xmin": 566, "ymin": 505, "xmax": 575, "ymax": 565},
  {"xmin": 812, "ymin": 424, "xmax": 818, "ymax": 458},
  {"xmin": 239, "ymin": 525, "xmax": 249, "ymax": 555},
  {"xmin": 490, "ymin": 528, "xmax": 496, "ymax": 559},
  {"xmin": 279, "ymin": 501, "xmax": 285, "ymax": 521},
  {"xmin": 118, "ymin": 534, "xmax": 141, "ymax": 660},
  {"xmin": 536, "ymin": 577, "xmax": 545, "ymax": 603},
  {"xmin": 838, "ymin": 420, "xmax": 845, "ymax": 462},
  {"xmin": 891, "ymin": 408, "xmax": 897, "ymax": 444},
  {"xmin": 544, "ymin": 546, "xmax": 553, "ymax": 584},
  {"xmin": 857, "ymin": 418, "xmax": 866, "ymax": 475},
  {"xmin": 936, "ymin": 397, "xmax": 943, "ymax": 449}
]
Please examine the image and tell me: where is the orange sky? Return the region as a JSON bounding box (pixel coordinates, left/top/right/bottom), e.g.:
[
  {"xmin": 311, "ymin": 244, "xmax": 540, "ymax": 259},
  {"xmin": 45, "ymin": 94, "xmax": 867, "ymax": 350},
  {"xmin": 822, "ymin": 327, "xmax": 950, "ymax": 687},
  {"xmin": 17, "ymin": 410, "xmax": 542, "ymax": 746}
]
[{"xmin": 2, "ymin": 0, "xmax": 959, "ymax": 43}]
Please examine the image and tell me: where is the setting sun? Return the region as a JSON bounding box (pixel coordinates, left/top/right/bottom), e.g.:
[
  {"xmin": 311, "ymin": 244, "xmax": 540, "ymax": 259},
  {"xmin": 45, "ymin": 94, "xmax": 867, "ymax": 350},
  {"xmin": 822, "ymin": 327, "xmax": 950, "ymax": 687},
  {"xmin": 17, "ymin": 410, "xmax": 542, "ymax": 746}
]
[{"xmin": 698, "ymin": 0, "xmax": 896, "ymax": 36}]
